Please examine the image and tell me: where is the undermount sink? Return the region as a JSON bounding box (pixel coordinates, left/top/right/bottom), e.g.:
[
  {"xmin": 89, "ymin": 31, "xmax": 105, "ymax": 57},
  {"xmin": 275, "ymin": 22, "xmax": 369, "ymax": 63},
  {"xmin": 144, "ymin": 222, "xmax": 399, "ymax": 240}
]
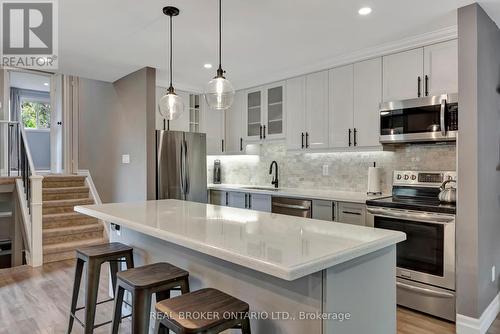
[{"xmin": 242, "ymin": 186, "xmax": 281, "ymax": 191}]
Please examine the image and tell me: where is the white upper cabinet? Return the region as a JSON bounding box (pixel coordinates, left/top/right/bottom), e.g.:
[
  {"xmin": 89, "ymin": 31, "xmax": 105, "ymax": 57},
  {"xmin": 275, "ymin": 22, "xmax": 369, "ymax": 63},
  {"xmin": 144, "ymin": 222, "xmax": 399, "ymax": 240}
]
[
  {"xmin": 329, "ymin": 65, "xmax": 354, "ymax": 148},
  {"xmin": 383, "ymin": 48, "xmax": 424, "ymax": 102},
  {"xmin": 224, "ymin": 90, "xmax": 245, "ymax": 154},
  {"xmin": 305, "ymin": 71, "xmax": 329, "ymax": 149},
  {"xmin": 353, "ymin": 58, "xmax": 382, "ymax": 147},
  {"xmin": 244, "ymin": 82, "xmax": 286, "ymax": 142},
  {"xmin": 285, "ymin": 76, "xmax": 306, "ymax": 150},
  {"xmin": 383, "ymin": 40, "xmax": 458, "ymax": 101},
  {"xmin": 203, "ymin": 99, "xmax": 225, "ymax": 155},
  {"xmin": 423, "ymin": 40, "xmax": 458, "ymax": 96}
]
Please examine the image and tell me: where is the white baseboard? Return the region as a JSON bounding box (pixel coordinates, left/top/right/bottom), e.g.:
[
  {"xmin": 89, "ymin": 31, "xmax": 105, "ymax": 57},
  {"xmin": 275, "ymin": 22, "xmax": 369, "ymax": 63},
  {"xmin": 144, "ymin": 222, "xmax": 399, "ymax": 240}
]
[{"xmin": 457, "ymin": 292, "xmax": 500, "ymax": 334}]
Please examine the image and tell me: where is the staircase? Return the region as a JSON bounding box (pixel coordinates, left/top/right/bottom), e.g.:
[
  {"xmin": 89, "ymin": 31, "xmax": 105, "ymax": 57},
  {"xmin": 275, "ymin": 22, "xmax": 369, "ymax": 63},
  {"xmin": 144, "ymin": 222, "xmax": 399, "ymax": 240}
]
[{"xmin": 42, "ymin": 175, "xmax": 107, "ymax": 263}]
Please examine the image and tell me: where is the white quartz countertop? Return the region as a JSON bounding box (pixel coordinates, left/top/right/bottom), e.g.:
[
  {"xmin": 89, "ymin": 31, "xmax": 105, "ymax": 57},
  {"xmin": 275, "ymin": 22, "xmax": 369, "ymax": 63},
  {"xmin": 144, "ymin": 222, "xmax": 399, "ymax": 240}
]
[
  {"xmin": 75, "ymin": 199, "xmax": 405, "ymax": 281},
  {"xmin": 208, "ymin": 184, "xmax": 389, "ymax": 204}
]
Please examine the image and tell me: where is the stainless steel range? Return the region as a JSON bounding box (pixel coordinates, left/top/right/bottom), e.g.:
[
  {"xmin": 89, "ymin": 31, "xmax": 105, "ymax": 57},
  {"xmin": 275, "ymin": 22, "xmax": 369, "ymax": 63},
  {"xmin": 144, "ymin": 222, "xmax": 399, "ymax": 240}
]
[{"xmin": 366, "ymin": 171, "xmax": 457, "ymax": 321}]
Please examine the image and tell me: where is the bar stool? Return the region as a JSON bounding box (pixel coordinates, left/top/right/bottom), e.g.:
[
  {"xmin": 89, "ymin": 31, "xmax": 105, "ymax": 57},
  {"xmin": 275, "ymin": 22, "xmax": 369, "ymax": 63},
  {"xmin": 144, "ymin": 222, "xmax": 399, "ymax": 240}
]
[
  {"xmin": 154, "ymin": 288, "xmax": 251, "ymax": 334},
  {"xmin": 67, "ymin": 242, "xmax": 134, "ymax": 334},
  {"xmin": 110, "ymin": 262, "xmax": 190, "ymax": 334}
]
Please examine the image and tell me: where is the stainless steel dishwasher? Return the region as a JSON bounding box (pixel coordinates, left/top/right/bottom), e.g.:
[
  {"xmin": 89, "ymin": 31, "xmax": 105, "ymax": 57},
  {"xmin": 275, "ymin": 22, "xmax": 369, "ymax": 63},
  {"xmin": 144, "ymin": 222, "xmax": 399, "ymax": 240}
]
[{"xmin": 271, "ymin": 197, "xmax": 312, "ymax": 218}]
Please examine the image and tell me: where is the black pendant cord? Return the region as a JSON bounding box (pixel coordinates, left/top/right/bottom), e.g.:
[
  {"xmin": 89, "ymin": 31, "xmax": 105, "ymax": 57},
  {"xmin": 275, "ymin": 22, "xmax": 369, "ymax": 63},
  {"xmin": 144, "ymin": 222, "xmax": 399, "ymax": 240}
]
[
  {"xmin": 169, "ymin": 13, "xmax": 174, "ymax": 91},
  {"xmin": 216, "ymin": 0, "xmax": 224, "ymax": 77}
]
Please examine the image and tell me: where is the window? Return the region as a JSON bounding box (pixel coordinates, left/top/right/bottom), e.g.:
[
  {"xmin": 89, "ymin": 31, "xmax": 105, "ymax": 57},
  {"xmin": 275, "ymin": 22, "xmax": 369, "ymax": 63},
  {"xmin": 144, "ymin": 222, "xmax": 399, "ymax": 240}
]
[{"xmin": 21, "ymin": 101, "xmax": 51, "ymax": 129}]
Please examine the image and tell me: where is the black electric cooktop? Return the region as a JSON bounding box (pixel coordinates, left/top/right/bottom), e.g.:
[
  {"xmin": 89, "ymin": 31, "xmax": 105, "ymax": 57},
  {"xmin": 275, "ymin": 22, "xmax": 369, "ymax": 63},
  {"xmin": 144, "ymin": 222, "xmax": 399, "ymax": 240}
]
[{"xmin": 366, "ymin": 196, "xmax": 456, "ymax": 214}]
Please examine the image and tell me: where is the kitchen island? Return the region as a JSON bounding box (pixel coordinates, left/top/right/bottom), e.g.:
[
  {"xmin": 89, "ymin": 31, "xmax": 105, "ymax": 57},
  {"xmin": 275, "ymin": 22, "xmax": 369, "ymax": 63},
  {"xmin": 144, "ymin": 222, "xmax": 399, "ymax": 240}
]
[{"xmin": 75, "ymin": 199, "xmax": 405, "ymax": 334}]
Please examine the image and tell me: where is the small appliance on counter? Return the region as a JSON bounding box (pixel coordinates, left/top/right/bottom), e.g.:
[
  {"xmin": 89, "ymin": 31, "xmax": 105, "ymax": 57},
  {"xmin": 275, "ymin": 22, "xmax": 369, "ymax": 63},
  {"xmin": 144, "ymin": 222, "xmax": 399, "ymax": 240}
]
[
  {"xmin": 213, "ymin": 159, "xmax": 221, "ymax": 184},
  {"xmin": 367, "ymin": 162, "xmax": 382, "ymax": 195}
]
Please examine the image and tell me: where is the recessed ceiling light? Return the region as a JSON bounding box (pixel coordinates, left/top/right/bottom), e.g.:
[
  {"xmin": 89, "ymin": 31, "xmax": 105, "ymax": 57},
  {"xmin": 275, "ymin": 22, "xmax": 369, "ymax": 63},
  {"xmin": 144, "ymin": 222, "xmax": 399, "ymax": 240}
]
[
  {"xmin": 358, "ymin": 7, "xmax": 372, "ymax": 16},
  {"xmin": 43, "ymin": 82, "xmax": 49, "ymax": 86},
  {"xmin": 204, "ymin": 63, "xmax": 213, "ymax": 69}
]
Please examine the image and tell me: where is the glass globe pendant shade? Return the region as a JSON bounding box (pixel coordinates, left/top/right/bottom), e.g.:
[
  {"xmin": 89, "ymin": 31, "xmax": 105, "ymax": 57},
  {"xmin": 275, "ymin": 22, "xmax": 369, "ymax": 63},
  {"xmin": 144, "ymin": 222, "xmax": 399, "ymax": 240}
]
[
  {"xmin": 159, "ymin": 88, "xmax": 184, "ymax": 121},
  {"xmin": 205, "ymin": 75, "xmax": 235, "ymax": 110}
]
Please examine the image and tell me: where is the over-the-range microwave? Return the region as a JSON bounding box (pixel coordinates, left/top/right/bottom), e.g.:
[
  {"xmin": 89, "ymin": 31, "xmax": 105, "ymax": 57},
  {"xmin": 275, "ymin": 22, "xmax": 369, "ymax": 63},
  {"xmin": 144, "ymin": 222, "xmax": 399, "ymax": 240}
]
[{"xmin": 379, "ymin": 93, "xmax": 458, "ymax": 144}]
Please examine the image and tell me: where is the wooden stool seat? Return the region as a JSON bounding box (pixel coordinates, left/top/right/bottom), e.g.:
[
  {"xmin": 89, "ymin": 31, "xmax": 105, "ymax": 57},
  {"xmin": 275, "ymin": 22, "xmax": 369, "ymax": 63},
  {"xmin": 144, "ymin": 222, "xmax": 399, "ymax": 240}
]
[
  {"xmin": 155, "ymin": 288, "xmax": 251, "ymax": 334},
  {"xmin": 111, "ymin": 262, "xmax": 190, "ymax": 334},
  {"xmin": 67, "ymin": 242, "xmax": 134, "ymax": 334},
  {"xmin": 117, "ymin": 262, "xmax": 188, "ymax": 289},
  {"xmin": 77, "ymin": 242, "xmax": 133, "ymax": 259}
]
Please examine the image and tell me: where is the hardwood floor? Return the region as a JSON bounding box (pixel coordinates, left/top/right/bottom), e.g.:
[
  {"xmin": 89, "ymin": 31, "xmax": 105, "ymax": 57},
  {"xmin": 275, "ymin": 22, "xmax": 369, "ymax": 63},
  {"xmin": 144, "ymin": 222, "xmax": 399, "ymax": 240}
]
[{"xmin": 0, "ymin": 260, "xmax": 499, "ymax": 334}]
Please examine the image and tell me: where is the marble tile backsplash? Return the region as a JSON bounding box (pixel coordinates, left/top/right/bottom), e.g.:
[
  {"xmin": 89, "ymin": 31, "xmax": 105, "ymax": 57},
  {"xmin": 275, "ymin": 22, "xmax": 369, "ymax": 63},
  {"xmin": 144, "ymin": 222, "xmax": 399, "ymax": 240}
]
[{"xmin": 207, "ymin": 142, "xmax": 456, "ymax": 193}]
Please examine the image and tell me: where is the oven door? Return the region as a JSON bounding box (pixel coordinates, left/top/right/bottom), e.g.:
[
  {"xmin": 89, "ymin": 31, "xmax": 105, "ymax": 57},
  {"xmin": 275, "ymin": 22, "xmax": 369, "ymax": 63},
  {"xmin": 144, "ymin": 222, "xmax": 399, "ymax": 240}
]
[
  {"xmin": 379, "ymin": 94, "xmax": 458, "ymax": 144},
  {"xmin": 367, "ymin": 207, "xmax": 455, "ymax": 290}
]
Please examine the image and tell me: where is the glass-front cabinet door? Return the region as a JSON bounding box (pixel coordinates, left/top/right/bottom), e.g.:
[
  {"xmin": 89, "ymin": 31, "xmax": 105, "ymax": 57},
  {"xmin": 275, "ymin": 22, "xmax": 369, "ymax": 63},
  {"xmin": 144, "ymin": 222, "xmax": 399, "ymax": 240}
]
[
  {"xmin": 265, "ymin": 84, "xmax": 285, "ymax": 139},
  {"xmin": 244, "ymin": 83, "xmax": 285, "ymax": 141},
  {"xmin": 246, "ymin": 89, "xmax": 262, "ymax": 140}
]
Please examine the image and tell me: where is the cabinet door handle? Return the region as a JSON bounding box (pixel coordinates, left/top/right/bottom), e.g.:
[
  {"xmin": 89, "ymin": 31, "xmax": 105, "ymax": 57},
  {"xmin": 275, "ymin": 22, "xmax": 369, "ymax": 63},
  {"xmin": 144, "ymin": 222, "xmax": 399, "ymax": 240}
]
[
  {"xmin": 260, "ymin": 125, "xmax": 263, "ymax": 139},
  {"xmin": 425, "ymin": 75, "xmax": 429, "ymax": 96},
  {"xmin": 263, "ymin": 125, "xmax": 266, "ymax": 139},
  {"xmin": 332, "ymin": 202, "xmax": 336, "ymax": 221},
  {"xmin": 417, "ymin": 76, "xmax": 422, "ymax": 97},
  {"xmin": 306, "ymin": 132, "xmax": 309, "ymax": 148},
  {"xmin": 221, "ymin": 139, "xmax": 224, "ymax": 153},
  {"xmin": 348, "ymin": 129, "xmax": 352, "ymax": 147},
  {"xmin": 248, "ymin": 194, "xmax": 252, "ymax": 209},
  {"xmin": 240, "ymin": 138, "xmax": 243, "ymax": 151},
  {"xmin": 301, "ymin": 132, "xmax": 305, "ymax": 149},
  {"xmin": 225, "ymin": 192, "xmax": 228, "ymax": 206},
  {"xmin": 353, "ymin": 128, "xmax": 357, "ymax": 146}
]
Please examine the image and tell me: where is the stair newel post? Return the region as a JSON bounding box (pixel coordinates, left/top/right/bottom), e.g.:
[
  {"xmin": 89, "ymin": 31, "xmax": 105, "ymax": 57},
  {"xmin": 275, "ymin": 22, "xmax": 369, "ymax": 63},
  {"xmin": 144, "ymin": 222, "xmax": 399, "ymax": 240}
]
[{"xmin": 30, "ymin": 175, "xmax": 44, "ymax": 267}]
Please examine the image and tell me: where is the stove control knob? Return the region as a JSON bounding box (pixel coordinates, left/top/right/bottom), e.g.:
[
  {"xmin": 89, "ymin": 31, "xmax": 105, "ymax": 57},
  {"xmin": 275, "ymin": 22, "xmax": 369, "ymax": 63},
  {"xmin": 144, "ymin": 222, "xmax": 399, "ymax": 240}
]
[
  {"xmin": 404, "ymin": 175, "xmax": 409, "ymax": 180},
  {"xmin": 397, "ymin": 174, "xmax": 402, "ymax": 180},
  {"xmin": 411, "ymin": 175, "xmax": 417, "ymax": 181}
]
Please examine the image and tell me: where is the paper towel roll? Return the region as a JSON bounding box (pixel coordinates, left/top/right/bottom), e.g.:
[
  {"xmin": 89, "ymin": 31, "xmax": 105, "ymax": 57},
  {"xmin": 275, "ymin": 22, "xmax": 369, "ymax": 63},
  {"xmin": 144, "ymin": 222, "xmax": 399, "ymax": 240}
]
[{"xmin": 367, "ymin": 167, "xmax": 382, "ymax": 195}]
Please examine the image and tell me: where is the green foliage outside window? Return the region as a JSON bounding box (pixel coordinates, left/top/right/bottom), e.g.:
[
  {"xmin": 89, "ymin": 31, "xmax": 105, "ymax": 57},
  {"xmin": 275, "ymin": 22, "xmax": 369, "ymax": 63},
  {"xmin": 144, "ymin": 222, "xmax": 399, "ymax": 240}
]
[{"xmin": 21, "ymin": 101, "xmax": 51, "ymax": 129}]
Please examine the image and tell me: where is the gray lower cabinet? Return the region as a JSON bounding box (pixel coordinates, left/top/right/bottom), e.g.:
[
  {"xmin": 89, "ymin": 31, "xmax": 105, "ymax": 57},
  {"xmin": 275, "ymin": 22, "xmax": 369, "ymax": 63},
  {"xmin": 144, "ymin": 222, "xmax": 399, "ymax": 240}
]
[
  {"xmin": 337, "ymin": 202, "xmax": 366, "ymax": 226},
  {"xmin": 227, "ymin": 192, "xmax": 247, "ymax": 209},
  {"xmin": 312, "ymin": 200, "xmax": 337, "ymax": 221},
  {"xmin": 227, "ymin": 191, "xmax": 272, "ymax": 212},
  {"xmin": 209, "ymin": 190, "xmax": 227, "ymax": 206},
  {"xmin": 249, "ymin": 194, "xmax": 272, "ymax": 212}
]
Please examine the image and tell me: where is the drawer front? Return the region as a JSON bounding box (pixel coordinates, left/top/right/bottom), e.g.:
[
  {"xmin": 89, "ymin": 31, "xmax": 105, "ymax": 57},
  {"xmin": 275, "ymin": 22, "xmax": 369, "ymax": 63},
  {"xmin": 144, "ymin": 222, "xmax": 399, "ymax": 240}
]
[{"xmin": 338, "ymin": 202, "xmax": 366, "ymax": 226}]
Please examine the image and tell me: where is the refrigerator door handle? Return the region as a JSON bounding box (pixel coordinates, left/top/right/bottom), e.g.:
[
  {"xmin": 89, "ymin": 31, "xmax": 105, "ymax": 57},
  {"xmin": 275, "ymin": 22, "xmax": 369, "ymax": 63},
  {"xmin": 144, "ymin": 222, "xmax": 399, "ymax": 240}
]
[{"xmin": 183, "ymin": 139, "xmax": 190, "ymax": 195}]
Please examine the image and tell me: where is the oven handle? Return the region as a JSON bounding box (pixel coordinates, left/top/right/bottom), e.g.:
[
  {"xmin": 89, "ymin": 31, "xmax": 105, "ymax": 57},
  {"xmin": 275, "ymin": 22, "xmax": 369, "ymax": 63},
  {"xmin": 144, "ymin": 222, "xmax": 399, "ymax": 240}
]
[
  {"xmin": 367, "ymin": 207, "xmax": 455, "ymax": 223},
  {"xmin": 440, "ymin": 98, "xmax": 447, "ymax": 136},
  {"xmin": 397, "ymin": 281, "xmax": 454, "ymax": 298}
]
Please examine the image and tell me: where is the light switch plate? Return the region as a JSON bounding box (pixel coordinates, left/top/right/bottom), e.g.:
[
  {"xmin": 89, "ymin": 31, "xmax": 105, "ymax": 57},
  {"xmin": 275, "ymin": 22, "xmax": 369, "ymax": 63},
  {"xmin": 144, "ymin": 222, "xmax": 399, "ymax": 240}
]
[{"xmin": 122, "ymin": 154, "xmax": 130, "ymax": 164}]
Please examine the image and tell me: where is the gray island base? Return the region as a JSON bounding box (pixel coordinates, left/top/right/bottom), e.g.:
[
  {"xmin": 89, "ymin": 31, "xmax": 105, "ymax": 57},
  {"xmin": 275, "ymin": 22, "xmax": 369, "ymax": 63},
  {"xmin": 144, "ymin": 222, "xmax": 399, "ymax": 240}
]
[{"xmin": 75, "ymin": 199, "xmax": 404, "ymax": 334}]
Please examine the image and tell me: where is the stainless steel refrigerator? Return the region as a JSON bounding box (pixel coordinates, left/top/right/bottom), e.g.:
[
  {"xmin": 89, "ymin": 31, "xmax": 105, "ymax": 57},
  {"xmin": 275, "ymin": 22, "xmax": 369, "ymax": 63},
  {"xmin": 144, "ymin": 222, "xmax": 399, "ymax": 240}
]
[{"xmin": 156, "ymin": 130, "xmax": 207, "ymax": 203}]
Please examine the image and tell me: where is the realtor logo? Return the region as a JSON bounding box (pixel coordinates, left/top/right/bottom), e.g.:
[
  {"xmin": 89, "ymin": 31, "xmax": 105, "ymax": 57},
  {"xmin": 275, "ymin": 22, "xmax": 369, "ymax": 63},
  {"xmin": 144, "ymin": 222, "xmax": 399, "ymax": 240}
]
[{"xmin": 1, "ymin": 0, "xmax": 58, "ymax": 69}]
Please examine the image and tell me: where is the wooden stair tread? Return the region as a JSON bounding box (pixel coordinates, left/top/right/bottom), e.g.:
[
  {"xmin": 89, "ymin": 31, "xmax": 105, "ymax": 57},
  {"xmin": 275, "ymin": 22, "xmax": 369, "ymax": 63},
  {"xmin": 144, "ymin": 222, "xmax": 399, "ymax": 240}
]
[
  {"xmin": 43, "ymin": 212, "xmax": 95, "ymax": 221},
  {"xmin": 42, "ymin": 175, "xmax": 86, "ymax": 182},
  {"xmin": 43, "ymin": 223, "xmax": 103, "ymax": 236},
  {"xmin": 43, "ymin": 237, "xmax": 107, "ymax": 255},
  {"xmin": 43, "ymin": 198, "xmax": 94, "ymax": 207},
  {"xmin": 43, "ymin": 186, "xmax": 89, "ymax": 193}
]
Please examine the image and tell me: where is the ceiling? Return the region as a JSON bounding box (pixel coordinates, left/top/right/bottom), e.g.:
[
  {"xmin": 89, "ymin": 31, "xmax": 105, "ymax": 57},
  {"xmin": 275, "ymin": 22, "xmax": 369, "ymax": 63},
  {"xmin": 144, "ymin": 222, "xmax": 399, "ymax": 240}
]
[
  {"xmin": 10, "ymin": 71, "xmax": 51, "ymax": 92},
  {"xmin": 59, "ymin": 0, "xmax": 500, "ymax": 91}
]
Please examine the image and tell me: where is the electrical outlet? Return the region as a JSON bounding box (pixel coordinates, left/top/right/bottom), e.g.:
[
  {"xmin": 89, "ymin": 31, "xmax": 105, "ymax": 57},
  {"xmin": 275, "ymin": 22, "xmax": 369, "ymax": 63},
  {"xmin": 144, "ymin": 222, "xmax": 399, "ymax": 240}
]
[
  {"xmin": 492, "ymin": 266, "xmax": 496, "ymax": 282},
  {"xmin": 122, "ymin": 154, "xmax": 130, "ymax": 164},
  {"xmin": 322, "ymin": 164, "xmax": 329, "ymax": 176}
]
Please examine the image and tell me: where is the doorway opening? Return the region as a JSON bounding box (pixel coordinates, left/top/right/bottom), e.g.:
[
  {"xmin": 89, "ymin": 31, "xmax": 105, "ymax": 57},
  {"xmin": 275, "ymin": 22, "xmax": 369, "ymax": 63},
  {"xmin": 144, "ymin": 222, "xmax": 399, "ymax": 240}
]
[{"xmin": 8, "ymin": 70, "xmax": 63, "ymax": 174}]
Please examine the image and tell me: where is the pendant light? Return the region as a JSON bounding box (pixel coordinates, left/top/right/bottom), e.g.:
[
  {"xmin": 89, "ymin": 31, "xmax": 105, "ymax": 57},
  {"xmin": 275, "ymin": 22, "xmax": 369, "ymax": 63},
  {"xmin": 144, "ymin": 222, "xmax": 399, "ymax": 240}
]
[
  {"xmin": 204, "ymin": 0, "xmax": 235, "ymax": 110},
  {"xmin": 159, "ymin": 6, "xmax": 184, "ymax": 121}
]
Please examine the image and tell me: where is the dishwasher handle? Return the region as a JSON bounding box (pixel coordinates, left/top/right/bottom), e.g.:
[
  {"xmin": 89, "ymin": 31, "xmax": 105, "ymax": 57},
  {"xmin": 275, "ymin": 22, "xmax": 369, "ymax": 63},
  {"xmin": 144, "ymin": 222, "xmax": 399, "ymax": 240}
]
[{"xmin": 272, "ymin": 202, "xmax": 311, "ymax": 211}]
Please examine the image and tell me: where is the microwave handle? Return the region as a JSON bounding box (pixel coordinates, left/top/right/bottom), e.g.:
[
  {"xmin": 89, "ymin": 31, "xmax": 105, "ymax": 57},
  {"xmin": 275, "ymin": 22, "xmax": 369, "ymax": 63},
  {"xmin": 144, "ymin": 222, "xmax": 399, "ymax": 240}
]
[{"xmin": 440, "ymin": 99, "xmax": 447, "ymax": 136}]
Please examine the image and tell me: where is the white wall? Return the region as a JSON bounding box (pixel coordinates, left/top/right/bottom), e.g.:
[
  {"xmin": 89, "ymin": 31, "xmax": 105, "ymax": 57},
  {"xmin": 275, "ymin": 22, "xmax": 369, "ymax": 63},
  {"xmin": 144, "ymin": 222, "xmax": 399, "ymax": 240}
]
[{"xmin": 78, "ymin": 67, "xmax": 156, "ymax": 203}]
